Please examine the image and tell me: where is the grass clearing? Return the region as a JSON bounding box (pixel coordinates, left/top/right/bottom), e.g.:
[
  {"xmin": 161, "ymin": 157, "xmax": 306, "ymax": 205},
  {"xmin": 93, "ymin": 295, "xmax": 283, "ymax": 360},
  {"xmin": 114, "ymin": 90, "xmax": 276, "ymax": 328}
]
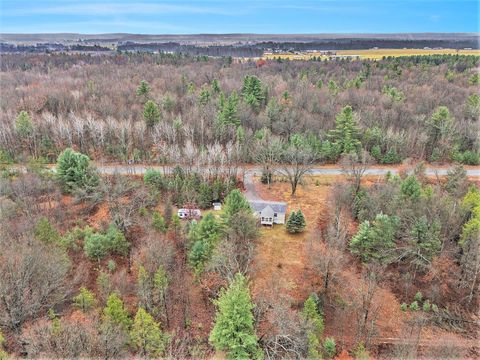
[{"xmin": 262, "ymin": 48, "xmax": 480, "ymax": 61}]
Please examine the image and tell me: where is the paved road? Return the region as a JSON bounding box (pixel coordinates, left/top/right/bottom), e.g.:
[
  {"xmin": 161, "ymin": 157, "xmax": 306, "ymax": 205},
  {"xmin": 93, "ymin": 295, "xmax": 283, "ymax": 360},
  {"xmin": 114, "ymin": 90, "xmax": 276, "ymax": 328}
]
[
  {"xmin": 91, "ymin": 164, "xmax": 480, "ymax": 177},
  {"xmin": 88, "ymin": 163, "xmax": 479, "ymax": 201}
]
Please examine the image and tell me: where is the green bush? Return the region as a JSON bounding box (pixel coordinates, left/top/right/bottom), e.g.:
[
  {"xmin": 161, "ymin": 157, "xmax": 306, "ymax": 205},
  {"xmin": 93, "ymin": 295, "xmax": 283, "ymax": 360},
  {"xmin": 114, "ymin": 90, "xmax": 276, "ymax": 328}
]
[
  {"xmin": 260, "ymin": 170, "xmax": 273, "ymax": 184},
  {"xmin": 414, "ymin": 291, "xmax": 423, "ymax": 302},
  {"xmin": 84, "ymin": 224, "xmax": 129, "ymax": 260},
  {"xmin": 73, "ymin": 287, "xmax": 96, "ymax": 312},
  {"xmin": 409, "ymin": 301, "xmax": 419, "ymax": 311},
  {"xmin": 323, "ymin": 337, "xmax": 336, "ymax": 358},
  {"xmin": 152, "ymin": 211, "xmax": 168, "ymax": 233},
  {"xmin": 400, "ymin": 303, "xmax": 408, "ymax": 311},
  {"xmin": 34, "ymin": 217, "xmax": 61, "ymax": 244},
  {"xmin": 143, "ymin": 169, "xmax": 164, "ymax": 188}
]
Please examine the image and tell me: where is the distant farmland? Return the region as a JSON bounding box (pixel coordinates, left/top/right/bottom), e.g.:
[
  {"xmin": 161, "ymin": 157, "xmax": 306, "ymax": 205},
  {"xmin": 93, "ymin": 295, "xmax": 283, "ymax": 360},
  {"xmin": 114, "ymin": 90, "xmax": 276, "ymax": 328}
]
[{"xmin": 263, "ymin": 48, "xmax": 480, "ymax": 60}]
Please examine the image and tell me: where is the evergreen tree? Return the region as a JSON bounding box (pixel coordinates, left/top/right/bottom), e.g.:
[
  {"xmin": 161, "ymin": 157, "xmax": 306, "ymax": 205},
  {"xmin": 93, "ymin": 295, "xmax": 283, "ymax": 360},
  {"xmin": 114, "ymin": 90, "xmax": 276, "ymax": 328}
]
[
  {"xmin": 286, "ymin": 210, "xmax": 307, "ymax": 234},
  {"xmin": 15, "ymin": 110, "xmax": 34, "ymax": 138},
  {"xmin": 218, "ymin": 91, "xmax": 239, "ymax": 126},
  {"xmin": 34, "ymin": 217, "xmax": 61, "ymax": 244},
  {"xmin": 152, "ymin": 211, "xmax": 168, "ymax": 233},
  {"xmin": 130, "ymin": 308, "xmax": 165, "ymax": 358},
  {"xmin": 56, "ymin": 148, "xmax": 99, "ymax": 193},
  {"xmin": 209, "ymin": 273, "xmax": 262, "ymax": 359},
  {"xmin": 324, "ymin": 337, "xmax": 336, "ymax": 358},
  {"xmin": 329, "ymin": 105, "xmax": 361, "ymax": 156},
  {"xmin": 426, "ymin": 106, "xmax": 453, "ymax": 160},
  {"xmin": 188, "ymin": 213, "xmax": 221, "ymax": 275},
  {"xmin": 242, "ymin": 75, "xmax": 265, "ymax": 110},
  {"xmin": 0, "ymin": 330, "xmax": 6, "ymax": 359},
  {"xmin": 143, "ymin": 100, "xmax": 161, "ymax": 128},
  {"xmin": 137, "ymin": 265, "xmax": 154, "ymax": 312},
  {"xmin": 84, "ymin": 233, "xmax": 109, "ymax": 260},
  {"xmin": 350, "ymin": 213, "xmax": 399, "ymax": 263},
  {"xmin": 198, "ymin": 85, "xmax": 211, "ymax": 105},
  {"xmin": 136, "ymin": 80, "xmax": 150, "ymax": 100},
  {"xmin": 302, "ymin": 295, "xmax": 324, "ymax": 359},
  {"xmin": 409, "ymin": 216, "xmax": 442, "ymax": 262},
  {"xmin": 73, "ymin": 287, "xmax": 96, "ymax": 312},
  {"xmin": 211, "ymin": 78, "xmax": 221, "ymax": 93},
  {"xmin": 222, "ymin": 189, "xmax": 251, "ymax": 222},
  {"xmin": 103, "ymin": 293, "xmax": 132, "ymax": 330},
  {"xmin": 400, "ymin": 175, "xmax": 422, "ymax": 200}
]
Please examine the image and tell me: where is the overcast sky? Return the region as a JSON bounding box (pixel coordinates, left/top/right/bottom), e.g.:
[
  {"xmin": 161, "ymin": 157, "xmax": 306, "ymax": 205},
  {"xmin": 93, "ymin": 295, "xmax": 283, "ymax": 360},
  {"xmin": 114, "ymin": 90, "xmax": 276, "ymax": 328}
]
[{"xmin": 1, "ymin": 0, "xmax": 478, "ymax": 34}]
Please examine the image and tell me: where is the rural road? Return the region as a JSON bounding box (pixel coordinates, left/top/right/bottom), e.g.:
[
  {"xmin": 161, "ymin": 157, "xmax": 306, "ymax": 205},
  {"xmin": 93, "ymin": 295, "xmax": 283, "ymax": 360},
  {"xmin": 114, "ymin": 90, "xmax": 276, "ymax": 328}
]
[
  {"xmin": 90, "ymin": 164, "xmax": 480, "ymax": 177},
  {"xmin": 88, "ymin": 163, "xmax": 479, "ymax": 201}
]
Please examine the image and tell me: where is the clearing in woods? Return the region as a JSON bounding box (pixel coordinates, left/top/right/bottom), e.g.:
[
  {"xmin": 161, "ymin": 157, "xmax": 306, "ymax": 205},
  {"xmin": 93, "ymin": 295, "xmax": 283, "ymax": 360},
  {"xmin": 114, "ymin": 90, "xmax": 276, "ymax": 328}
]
[{"xmin": 262, "ymin": 48, "xmax": 480, "ymax": 60}]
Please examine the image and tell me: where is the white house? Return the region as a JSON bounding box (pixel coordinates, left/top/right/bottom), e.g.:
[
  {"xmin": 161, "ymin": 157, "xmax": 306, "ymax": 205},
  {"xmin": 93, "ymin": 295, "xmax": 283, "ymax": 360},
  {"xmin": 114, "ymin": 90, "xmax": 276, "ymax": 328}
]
[{"xmin": 249, "ymin": 200, "xmax": 287, "ymax": 226}]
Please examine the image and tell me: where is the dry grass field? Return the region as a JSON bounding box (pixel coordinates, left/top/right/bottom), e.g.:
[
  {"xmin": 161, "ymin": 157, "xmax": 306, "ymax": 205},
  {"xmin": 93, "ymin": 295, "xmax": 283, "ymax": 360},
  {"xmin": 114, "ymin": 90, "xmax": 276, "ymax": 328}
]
[{"xmin": 263, "ymin": 48, "xmax": 480, "ymax": 60}]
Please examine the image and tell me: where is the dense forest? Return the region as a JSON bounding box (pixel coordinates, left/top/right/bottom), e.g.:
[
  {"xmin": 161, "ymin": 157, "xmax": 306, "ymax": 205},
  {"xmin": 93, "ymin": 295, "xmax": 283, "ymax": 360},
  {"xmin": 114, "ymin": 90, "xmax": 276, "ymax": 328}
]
[
  {"xmin": 0, "ymin": 53, "xmax": 479, "ymax": 167},
  {"xmin": 0, "ymin": 52, "xmax": 479, "ymax": 359}
]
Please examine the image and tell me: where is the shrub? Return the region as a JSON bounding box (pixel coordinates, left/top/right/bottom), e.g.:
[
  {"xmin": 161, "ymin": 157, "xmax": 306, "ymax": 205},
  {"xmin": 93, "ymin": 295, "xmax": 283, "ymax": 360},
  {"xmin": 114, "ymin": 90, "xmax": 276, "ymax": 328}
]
[
  {"xmin": 15, "ymin": 110, "xmax": 34, "ymax": 137},
  {"xmin": 400, "ymin": 175, "xmax": 421, "ymax": 200},
  {"xmin": 143, "ymin": 169, "xmax": 164, "ymax": 188},
  {"xmin": 84, "ymin": 225, "xmax": 129, "ymax": 260},
  {"xmin": 56, "ymin": 148, "xmax": 99, "ymax": 193},
  {"xmin": 34, "ymin": 217, "xmax": 61, "ymax": 244},
  {"xmin": 400, "ymin": 303, "xmax": 408, "ymax": 311},
  {"xmin": 73, "ymin": 287, "xmax": 96, "ymax": 312},
  {"xmin": 84, "ymin": 233, "xmax": 109, "ymax": 260},
  {"xmin": 260, "ymin": 170, "xmax": 273, "ymax": 184},
  {"xmin": 414, "ymin": 291, "xmax": 423, "ymax": 302},
  {"xmin": 152, "ymin": 211, "xmax": 168, "ymax": 233},
  {"xmin": 107, "ymin": 259, "xmax": 117, "ymax": 273},
  {"xmin": 324, "ymin": 337, "xmax": 336, "ymax": 358},
  {"xmin": 409, "ymin": 301, "xmax": 419, "ymax": 311}
]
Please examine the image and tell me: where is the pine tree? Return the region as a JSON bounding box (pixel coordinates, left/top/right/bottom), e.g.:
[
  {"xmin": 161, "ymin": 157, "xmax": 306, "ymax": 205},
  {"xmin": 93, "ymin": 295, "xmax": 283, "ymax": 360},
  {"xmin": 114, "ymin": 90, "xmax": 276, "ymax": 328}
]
[
  {"xmin": 56, "ymin": 148, "xmax": 99, "ymax": 193},
  {"xmin": 103, "ymin": 293, "xmax": 132, "ymax": 330},
  {"xmin": 73, "ymin": 287, "xmax": 96, "ymax": 312},
  {"xmin": 302, "ymin": 295, "xmax": 324, "ymax": 359},
  {"xmin": 152, "ymin": 211, "xmax": 168, "ymax": 233},
  {"xmin": 130, "ymin": 308, "xmax": 165, "ymax": 358},
  {"xmin": 34, "ymin": 217, "xmax": 61, "ymax": 244},
  {"xmin": 136, "ymin": 80, "xmax": 150, "ymax": 101},
  {"xmin": 286, "ymin": 210, "xmax": 306, "ymax": 234},
  {"xmin": 0, "ymin": 329, "xmax": 6, "ymax": 359},
  {"xmin": 209, "ymin": 273, "xmax": 262, "ymax": 359},
  {"xmin": 222, "ymin": 189, "xmax": 251, "ymax": 222},
  {"xmin": 349, "ymin": 213, "xmax": 399, "ymax": 263},
  {"xmin": 218, "ymin": 91, "xmax": 239, "ymax": 126},
  {"xmin": 15, "ymin": 110, "xmax": 34, "ymax": 138},
  {"xmin": 143, "ymin": 100, "xmax": 161, "ymax": 128},
  {"xmin": 242, "ymin": 75, "xmax": 265, "ymax": 110},
  {"xmin": 328, "ymin": 105, "xmax": 361, "ymax": 155},
  {"xmin": 400, "ymin": 175, "xmax": 422, "ymax": 200}
]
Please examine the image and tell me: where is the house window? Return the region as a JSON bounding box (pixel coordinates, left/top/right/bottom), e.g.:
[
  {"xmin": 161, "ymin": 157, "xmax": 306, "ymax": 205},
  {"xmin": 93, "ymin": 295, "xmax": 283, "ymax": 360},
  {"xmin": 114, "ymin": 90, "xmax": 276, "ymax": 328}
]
[
  {"xmin": 261, "ymin": 217, "xmax": 265, "ymax": 221},
  {"xmin": 274, "ymin": 213, "xmax": 277, "ymax": 217}
]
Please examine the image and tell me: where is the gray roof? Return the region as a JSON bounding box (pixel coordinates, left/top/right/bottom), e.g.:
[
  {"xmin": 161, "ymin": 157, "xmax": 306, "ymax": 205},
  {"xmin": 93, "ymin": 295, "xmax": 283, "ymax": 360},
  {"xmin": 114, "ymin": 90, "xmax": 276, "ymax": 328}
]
[{"xmin": 249, "ymin": 200, "xmax": 287, "ymax": 213}]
